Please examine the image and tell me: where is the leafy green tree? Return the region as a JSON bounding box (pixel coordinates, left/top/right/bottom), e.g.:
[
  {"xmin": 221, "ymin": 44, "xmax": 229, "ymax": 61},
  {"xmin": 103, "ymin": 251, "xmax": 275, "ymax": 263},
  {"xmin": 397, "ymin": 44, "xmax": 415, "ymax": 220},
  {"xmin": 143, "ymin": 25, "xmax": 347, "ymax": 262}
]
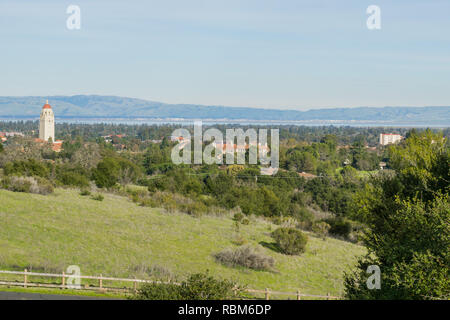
[
  {"xmin": 116, "ymin": 158, "xmax": 143, "ymax": 185},
  {"xmin": 286, "ymin": 150, "xmax": 317, "ymax": 173},
  {"xmin": 92, "ymin": 157, "xmax": 120, "ymax": 188},
  {"xmin": 143, "ymin": 144, "xmax": 170, "ymax": 173},
  {"xmin": 345, "ymin": 131, "xmax": 450, "ymax": 299}
]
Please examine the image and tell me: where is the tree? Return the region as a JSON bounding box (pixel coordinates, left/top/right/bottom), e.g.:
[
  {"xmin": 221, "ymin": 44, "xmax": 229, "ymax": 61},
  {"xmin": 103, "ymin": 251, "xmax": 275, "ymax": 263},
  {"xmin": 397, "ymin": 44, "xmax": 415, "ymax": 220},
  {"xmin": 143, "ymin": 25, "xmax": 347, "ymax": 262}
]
[
  {"xmin": 143, "ymin": 144, "xmax": 169, "ymax": 173},
  {"xmin": 92, "ymin": 157, "xmax": 120, "ymax": 188},
  {"xmin": 116, "ymin": 158, "xmax": 143, "ymax": 185},
  {"xmin": 345, "ymin": 131, "xmax": 450, "ymax": 299},
  {"xmin": 286, "ymin": 150, "xmax": 317, "ymax": 173}
]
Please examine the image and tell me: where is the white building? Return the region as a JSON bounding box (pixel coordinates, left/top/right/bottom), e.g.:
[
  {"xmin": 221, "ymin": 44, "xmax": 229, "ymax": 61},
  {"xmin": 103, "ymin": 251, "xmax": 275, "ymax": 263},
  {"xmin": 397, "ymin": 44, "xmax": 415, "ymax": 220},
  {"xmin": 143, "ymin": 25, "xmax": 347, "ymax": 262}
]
[
  {"xmin": 379, "ymin": 133, "xmax": 403, "ymax": 146},
  {"xmin": 39, "ymin": 100, "xmax": 55, "ymax": 142}
]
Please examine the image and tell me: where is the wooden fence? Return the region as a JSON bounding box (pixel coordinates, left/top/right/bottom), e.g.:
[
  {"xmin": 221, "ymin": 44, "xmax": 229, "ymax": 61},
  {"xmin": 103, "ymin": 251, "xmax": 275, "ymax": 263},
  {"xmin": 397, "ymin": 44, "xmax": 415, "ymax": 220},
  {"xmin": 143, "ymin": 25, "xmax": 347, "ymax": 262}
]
[{"xmin": 0, "ymin": 269, "xmax": 340, "ymax": 300}]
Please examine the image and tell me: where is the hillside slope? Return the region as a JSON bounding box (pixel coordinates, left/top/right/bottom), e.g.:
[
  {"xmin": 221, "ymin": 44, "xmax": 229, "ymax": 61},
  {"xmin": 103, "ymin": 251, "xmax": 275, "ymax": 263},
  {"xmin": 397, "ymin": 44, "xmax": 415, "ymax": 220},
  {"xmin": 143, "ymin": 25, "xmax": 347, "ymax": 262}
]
[
  {"xmin": 0, "ymin": 95, "xmax": 449, "ymax": 123},
  {"xmin": 0, "ymin": 188, "xmax": 365, "ymax": 297}
]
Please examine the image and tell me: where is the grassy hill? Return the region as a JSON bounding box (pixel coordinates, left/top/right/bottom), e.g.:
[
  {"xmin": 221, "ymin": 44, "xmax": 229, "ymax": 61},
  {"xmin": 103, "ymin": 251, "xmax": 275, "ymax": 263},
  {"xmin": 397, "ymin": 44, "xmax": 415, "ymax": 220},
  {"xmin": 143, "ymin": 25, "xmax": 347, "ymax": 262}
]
[{"xmin": 0, "ymin": 188, "xmax": 365, "ymax": 297}]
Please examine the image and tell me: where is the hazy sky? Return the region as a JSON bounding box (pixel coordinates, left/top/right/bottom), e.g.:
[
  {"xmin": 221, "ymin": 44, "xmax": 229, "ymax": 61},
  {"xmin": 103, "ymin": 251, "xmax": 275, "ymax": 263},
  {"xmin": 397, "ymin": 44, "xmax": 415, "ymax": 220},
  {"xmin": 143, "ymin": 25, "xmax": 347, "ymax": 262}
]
[{"xmin": 1, "ymin": 0, "xmax": 450, "ymax": 110}]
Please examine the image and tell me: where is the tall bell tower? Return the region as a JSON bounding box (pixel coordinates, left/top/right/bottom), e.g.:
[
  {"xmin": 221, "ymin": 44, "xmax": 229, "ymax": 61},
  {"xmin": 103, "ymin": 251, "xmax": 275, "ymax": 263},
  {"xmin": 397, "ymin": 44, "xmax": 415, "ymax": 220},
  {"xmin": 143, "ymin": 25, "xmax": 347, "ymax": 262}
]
[{"xmin": 39, "ymin": 100, "xmax": 55, "ymax": 142}]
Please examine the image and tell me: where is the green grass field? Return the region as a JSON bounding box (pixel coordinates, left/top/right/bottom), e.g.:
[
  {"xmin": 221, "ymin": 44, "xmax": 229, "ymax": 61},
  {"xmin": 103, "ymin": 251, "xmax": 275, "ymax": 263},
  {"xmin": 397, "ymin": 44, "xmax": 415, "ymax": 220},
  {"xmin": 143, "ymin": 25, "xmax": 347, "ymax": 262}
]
[{"xmin": 0, "ymin": 188, "xmax": 365, "ymax": 297}]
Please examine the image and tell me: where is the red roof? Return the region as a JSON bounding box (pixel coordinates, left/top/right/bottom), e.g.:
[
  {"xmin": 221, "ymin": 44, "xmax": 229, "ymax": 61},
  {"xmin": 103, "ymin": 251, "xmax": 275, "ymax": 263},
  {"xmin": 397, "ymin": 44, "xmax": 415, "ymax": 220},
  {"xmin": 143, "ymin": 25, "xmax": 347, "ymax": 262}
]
[{"xmin": 43, "ymin": 100, "xmax": 52, "ymax": 109}]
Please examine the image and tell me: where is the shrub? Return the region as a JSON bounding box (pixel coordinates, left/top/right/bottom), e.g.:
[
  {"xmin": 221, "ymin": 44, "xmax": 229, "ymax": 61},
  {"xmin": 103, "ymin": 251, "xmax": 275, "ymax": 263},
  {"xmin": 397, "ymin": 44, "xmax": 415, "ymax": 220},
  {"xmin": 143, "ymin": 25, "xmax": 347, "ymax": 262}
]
[
  {"xmin": 179, "ymin": 272, "xmax": 239, "ymax": 300},
  {"xmin": 214, "ymin": 246, "xmax": 274, "ymax": 271},
  {"xmin": 133, "ymin": 272, "xmax": 239, "ymax": 300},
  {"xmin": 92, "ymin": 157, "xmax": 120, "ymax": 188},
  {"xmin": 296, "ymin": 219, "xmax": 313, "ymax": 231},
  {"xmin": 34, "ymin": 177, "xmax": 54, "ymax": 195},
  {"xmin": 231, "ymin": 234, "xmax": 248, "ymax": 246},
  {"xmin": 80, "ymin": 189, "xmax": 91, "ymax": 196},
  {"xmin": 312, "ymin": 221, "xmax": 331, "ymax": 240},
  {"xmin": 91, "ymin": 194, "xmax": 104, "ymax": 201},
  {"xmin": 182, "ymin": 201, "xmax": 207, "ymax": 217},
  {"xmin": 297, "ymin": 206, "xmax": 315, "ymax": 222},
  {"xmin": 324, "ymin": 217, "xmax": 352, "ymax": 239},
  {"xmin": 233, "ymin": 212, "xmax": 244, "ymax": 222},
  {"xmin": 132, "ymin": 282, "xmax": 182, "ymax": 300},
  {"xmin": 4, "ymin": 159, "xmax": 50, "ymax": 178},
  {"xmin": 1, "ymin": 176, "xmax": 53, "ymax": 195},
  {"xmin": 271, "ymin": 227, "xmax": 308, "ymax": 255},
  {"xmin": 241, "ymin": 218, "xmax": 250, "ymax": 225},
  {"xmin": 280, "ymin": 217, "xmax": 298, "ymax": 228},
  {"xmin": 58, "ymin": 172, "xmax": 89, "ymax": 188},
  {"xmin": 271, "ymin": 216, "xmax": 282, "ymax": 225}
]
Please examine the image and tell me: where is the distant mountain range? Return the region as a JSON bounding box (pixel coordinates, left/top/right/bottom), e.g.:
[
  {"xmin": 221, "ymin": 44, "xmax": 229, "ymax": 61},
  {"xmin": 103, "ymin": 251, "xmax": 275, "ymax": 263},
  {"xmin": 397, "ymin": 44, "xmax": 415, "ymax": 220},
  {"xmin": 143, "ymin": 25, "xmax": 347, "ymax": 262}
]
[{"xmin": 0, "ymin": 95, "xmax": 449, "ymax": 124}]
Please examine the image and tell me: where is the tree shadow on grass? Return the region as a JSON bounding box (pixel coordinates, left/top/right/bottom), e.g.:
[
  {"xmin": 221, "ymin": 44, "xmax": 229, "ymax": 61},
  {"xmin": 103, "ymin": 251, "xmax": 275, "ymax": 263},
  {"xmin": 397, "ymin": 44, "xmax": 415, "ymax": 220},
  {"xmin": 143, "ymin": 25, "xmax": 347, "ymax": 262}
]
[{"xmin": 259, "ymin": 241, "xmax": 283, "ymax": 254}]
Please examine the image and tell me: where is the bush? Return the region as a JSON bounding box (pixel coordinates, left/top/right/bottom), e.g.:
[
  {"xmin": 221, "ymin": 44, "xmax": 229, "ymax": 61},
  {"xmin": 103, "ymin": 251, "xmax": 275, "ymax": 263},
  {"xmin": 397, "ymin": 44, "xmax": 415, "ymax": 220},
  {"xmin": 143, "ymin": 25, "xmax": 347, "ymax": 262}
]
[
  {"xmin": 34, "ymin": 177, "xmax": 54, "ymax": 195},
  {"xmin": 132, "ymin": 282, "xmax": 182, "ymax": 300},
  {"xmin": 271, "ymin": 227, "xmax": 308, "ymax": 255},
  {"xmin": 133, "ymin": 272, "xmax": 239, "ymax": 300},
  {"xmin": 233, "ymin": 212, "xmax": 244, "ymax": 222},
  {"xmin": 214, "ymin": 245, "xmax": 274, "ymax": 271},
  {"xmin": 324, "ymin": 217, "xmax": 352, "ymax": 239},
  {"xmin": 312, "ymin": 221, "xmax": 331, "ymax": 240},
  {"xmin": 92, "ymin": 157, "xmax": 120, "ymax": 188},
  {"xmin": 80, "ymin": 189, "xmax": 91, "ymax": 196},
  {"xmin": 58, "ymin": 172, "xmax": 89, "ymax": 188},
  {"xmin": 4, "ymin": 159, "xmax": 50, "ymax": 178},
  {"xmin": 271, "ymin": 216, "xmax": 282, "ymax": 225},
  {"xmin": 241, "ymin": 218, "xmax": 250, "ymax": 225},
  {"xmin": 182, "ymin": 201, "xmax": 207, "ymax": 217},
  {"xmin": 296, "ymin": 219, "xmax": 313, "ymax": 231},
  {"xmin": 91, "ymin": 194, "xmax": 104, "ymax": 201},
  {"xmin": 179, "ymin": 272, "xmax": 239, "ymax": 300},
  {"xmin": 1, "ymin": 176, "xmax": 53, "ymax": 195},
  {"xmin": 231, "ymin": 234, "xmax": 248, "ymax": 246}
]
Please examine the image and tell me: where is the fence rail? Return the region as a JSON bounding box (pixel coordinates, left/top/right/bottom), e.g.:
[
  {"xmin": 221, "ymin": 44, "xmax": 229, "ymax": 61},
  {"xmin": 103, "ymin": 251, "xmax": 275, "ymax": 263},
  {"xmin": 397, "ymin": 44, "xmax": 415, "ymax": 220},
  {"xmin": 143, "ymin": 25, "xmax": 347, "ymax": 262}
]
[{"xmin": 0, "ymin": 269, "xmax": 340, "ymax": 300}]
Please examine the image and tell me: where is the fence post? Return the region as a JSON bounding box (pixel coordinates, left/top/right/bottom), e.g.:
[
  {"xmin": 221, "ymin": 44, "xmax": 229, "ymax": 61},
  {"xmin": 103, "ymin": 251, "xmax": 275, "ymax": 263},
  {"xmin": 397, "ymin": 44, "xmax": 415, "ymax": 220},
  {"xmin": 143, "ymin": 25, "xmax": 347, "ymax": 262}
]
[
  {"xmin": 24, "ymin": 269, "xmax": 28, "ymax": 288},
  {"xmin": 62, "ymin": 272, "xmax": 65, "ymax": 288},
  {"xmin": 327, "ymin": 292, "xmax": 330, "ymax": 300},
  {"xmin": 133, "ymin": 277, "xmax": 137, "ymax": 293},
  {"xmin": 265, "ymin": 288, "xmax": 270, "ymax": 300},
  {"xmin": 297, "ymin": 289, "xmax": 301, "ymax": 300},
  {"xmin": 99, "ymin": 274, "xmax": 103, "ymax": 289}
]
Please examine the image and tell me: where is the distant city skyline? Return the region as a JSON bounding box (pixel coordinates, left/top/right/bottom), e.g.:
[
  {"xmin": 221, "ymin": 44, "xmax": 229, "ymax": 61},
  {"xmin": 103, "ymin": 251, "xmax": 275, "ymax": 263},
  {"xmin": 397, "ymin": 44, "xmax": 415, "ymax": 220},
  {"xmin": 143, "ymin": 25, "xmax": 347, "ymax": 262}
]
[{"xmin": 1, "ymin": 0, "xmax": 450, "ymax": 110}]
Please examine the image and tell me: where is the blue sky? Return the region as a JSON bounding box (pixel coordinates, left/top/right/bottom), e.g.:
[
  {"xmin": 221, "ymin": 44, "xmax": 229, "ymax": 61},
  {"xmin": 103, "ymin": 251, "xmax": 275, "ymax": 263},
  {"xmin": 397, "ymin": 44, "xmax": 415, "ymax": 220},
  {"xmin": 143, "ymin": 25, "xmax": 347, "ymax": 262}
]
[{"xmin": 1, "ymin": 0, "xmax": 450, "ymax": 110}]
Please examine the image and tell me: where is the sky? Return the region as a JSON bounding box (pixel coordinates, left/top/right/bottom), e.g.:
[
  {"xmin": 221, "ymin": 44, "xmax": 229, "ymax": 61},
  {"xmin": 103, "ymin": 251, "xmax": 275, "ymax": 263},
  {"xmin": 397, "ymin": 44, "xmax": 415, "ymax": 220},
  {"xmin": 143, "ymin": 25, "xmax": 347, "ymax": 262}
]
[{"xmin": 1, "ymin": 0, "xmax": 450, "ymax": 110}]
